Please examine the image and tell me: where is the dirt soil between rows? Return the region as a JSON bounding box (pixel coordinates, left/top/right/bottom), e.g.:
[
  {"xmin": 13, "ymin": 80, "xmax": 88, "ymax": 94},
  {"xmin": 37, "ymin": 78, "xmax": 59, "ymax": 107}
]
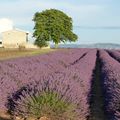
[{"xmin": 88, "ymin": 51, "xmax": 108, "ymax": 120}]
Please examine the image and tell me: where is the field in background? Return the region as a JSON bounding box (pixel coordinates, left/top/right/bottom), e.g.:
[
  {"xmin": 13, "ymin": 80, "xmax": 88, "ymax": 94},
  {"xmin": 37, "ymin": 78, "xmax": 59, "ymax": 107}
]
[{"xmin": 0, "ymin": 48, "xmax": 55, "ymax": 60}]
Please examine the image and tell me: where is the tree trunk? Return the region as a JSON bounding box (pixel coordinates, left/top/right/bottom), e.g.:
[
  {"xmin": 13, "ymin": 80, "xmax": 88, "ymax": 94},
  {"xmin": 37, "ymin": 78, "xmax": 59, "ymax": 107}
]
[{"xmin": 55, "ymin": 43, "xmax": 59, "ymax": 49}]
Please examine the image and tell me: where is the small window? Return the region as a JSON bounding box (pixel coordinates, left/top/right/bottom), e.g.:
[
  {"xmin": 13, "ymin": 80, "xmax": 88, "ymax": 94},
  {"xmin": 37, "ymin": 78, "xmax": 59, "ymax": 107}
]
[{"xmin": 0, "ymin": 42, "xmax": 2, "ymax": 44}]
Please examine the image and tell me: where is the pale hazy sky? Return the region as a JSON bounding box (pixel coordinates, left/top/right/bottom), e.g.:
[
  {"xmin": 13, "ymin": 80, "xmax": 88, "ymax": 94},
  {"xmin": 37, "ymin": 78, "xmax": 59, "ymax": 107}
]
[{"xmin": 0, "ymin": 0, "xmax": 120, "ymax": 44}]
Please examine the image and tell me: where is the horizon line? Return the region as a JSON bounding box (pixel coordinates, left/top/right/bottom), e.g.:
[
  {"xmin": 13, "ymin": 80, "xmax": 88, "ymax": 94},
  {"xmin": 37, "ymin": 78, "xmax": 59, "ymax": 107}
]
[{"xmin": 74, "ymin": 26, "xmax": 120, "ymax": 29}]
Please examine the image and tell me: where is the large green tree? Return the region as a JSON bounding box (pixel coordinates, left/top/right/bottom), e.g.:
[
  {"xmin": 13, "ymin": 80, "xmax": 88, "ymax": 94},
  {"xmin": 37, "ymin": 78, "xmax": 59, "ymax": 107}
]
[{"xmin": 33, "ymin": 9, "xmax": 78, "ymax": 48}]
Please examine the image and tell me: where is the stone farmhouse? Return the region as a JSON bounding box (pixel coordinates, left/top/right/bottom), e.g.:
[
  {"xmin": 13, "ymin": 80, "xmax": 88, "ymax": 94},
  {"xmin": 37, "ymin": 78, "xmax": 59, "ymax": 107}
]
[{"xmin": 0, "ymin": 28, "xmax": 38, "ymax": 49}]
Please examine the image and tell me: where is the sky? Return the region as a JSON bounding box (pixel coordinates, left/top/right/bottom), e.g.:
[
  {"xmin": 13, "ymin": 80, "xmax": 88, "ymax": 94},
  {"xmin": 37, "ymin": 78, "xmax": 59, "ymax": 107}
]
[{"xmin": 0, "ymin": 0, "xmax": 120, "ymax": 44}]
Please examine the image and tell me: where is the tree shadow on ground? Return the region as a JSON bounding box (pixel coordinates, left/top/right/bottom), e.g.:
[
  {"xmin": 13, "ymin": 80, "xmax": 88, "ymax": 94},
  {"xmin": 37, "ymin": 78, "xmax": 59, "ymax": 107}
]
[{"xmin": 0, "ymin": 117, "xmax": 12, "ymax": 120}]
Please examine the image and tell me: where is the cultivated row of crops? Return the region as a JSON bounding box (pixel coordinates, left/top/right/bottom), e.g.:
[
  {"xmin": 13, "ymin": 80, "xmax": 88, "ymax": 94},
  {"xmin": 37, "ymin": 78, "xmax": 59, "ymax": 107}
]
[
  {"xmin": 0, "ymin": 48, "xmax": 120, "ymax": 120},
  {"xmin": 99, "ymin": 50, "xmax": 120, "ymax": 120}
]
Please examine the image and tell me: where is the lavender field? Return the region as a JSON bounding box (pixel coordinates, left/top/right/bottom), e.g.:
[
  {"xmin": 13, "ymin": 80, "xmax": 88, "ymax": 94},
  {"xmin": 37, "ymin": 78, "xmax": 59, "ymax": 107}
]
[{"xmin": 0, "ymin": 48, "xmax": 120, "ymax": 120}]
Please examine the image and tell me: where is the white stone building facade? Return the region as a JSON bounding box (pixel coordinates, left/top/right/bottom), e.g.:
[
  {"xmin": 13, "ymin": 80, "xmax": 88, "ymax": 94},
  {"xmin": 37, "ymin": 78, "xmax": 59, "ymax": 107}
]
[
  {"xmin": 0, "ymin": 28, "xmax": 50, "ymax": 49},
  {"xmin": 1, "ymin": 29, "xmax": 28, "ymax": 48}
]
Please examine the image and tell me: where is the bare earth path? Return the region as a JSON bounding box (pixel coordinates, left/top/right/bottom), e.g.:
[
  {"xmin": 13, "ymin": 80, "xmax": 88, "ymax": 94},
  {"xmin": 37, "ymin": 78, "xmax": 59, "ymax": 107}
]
[{"xmin": 88, "ymin": 51, "xmax": 108, "ymax": 120}]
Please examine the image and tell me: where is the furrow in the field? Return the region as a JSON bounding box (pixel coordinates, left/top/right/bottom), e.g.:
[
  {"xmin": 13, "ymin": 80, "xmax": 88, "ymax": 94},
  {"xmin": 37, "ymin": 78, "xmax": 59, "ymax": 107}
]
[
  {"xmin": 68, "ymin": 49, "xmax": 96, "ymax": 67},
  {"xmin": 68, "ymin": 52, "xmax": 87, "ymax": 66},
  {"xmin": 56, "ymin": 48, "xmax": 90, "ymax": 67},
  {"xmin": 106, "ymin": 50, "xmax": 120, "ymax": 63},
  {"xmin": 88, "ymin": 50, "xmax": 108, "ymax": 120}
]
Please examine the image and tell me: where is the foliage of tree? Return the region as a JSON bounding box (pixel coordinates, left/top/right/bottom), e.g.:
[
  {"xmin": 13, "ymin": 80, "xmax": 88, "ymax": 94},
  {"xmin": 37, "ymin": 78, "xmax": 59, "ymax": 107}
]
[{"xmin": 33, "ymin": 9, "xmax": 78, "ymax": 48}]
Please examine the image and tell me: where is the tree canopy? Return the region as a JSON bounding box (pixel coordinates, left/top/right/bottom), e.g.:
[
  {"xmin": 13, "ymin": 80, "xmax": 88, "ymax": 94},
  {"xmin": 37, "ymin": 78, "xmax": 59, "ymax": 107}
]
[{"xmin": 33, "ymin": 9, "xmax": 78, "ymax": 48}]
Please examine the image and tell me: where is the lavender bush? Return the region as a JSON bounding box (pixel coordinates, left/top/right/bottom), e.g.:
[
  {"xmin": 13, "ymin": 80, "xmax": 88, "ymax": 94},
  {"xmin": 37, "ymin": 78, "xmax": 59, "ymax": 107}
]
[
  {"xmin": 99, "ymin": 50, "xmax": 120, "ymax": 120},
  {"xmin": 8, "ymin": 78, "xmax": 79, "ymax": 120}
]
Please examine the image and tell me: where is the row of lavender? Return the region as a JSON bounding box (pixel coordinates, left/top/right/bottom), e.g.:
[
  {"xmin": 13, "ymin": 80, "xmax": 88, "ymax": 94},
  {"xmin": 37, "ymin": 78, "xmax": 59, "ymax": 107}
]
[
  {"xmin": 0, "ymin": 48, "xmax": 97, "ymax": 119},
  {"xmin": 99, "ymin": 50, "xmax": 120, "ymax": 120},
  {"xmin": 107, "ymin": 49, "xmax": 120, "ymax": 63}
]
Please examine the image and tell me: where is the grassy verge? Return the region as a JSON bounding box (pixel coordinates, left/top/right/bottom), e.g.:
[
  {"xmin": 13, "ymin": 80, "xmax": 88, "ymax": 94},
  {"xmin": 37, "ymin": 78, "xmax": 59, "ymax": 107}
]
[{"xmin": 0, "ymin": 48, "xmax": 56, "ymax": 61}]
